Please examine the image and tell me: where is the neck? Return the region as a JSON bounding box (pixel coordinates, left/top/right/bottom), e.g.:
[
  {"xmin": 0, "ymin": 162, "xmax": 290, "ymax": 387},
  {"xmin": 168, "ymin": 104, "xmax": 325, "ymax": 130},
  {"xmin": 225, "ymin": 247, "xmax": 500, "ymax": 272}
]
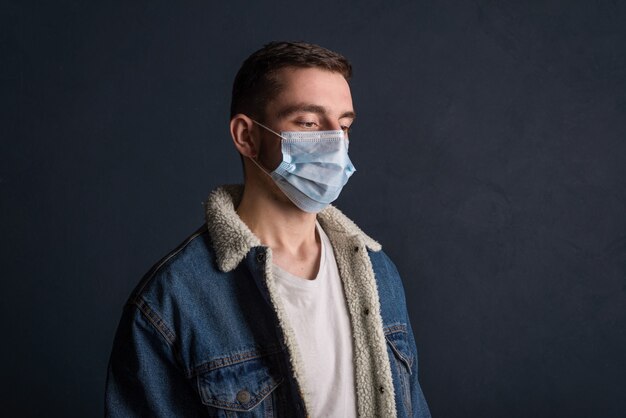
[{"xmin": 236, "ymin": 178, "xmax": 318, "ymax": 252}]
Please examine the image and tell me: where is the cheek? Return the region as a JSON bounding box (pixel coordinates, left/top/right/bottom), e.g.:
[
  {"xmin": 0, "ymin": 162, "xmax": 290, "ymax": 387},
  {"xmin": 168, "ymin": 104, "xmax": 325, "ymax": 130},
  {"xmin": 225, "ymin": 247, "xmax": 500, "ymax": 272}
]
[{"xmin": 258, "ymin": 138, "xmax": 283, "ymax": 171}]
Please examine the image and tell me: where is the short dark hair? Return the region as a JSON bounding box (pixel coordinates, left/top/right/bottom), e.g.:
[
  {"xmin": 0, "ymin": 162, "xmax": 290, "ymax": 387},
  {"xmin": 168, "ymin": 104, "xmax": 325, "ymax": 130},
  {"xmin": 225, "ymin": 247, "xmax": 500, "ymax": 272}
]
[{"xmin": 230, "ymin": 41, "xmax": 352, "ymax": 119}]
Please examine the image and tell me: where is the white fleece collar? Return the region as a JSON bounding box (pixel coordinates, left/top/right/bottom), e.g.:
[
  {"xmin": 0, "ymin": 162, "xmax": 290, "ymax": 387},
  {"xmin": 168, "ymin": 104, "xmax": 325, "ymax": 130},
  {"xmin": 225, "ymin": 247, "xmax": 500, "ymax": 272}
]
[{"xmin": 204, "ymin": 184, "xmax": 381, "ymax": 272}]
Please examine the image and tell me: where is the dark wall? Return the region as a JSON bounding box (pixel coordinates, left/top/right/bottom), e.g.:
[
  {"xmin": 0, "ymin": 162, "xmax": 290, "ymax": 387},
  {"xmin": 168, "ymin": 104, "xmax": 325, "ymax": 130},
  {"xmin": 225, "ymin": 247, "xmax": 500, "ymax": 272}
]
[{"xmin": 3, "ymin": 1, "xmax": 625, "ymax": 416}]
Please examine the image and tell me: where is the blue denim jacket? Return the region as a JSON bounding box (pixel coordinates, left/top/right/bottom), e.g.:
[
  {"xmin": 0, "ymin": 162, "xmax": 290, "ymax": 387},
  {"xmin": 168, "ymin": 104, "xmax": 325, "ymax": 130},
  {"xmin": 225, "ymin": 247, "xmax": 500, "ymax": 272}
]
[{"xmin": 105, "ymin": 186, "xmax": 430, "ymax": 417}]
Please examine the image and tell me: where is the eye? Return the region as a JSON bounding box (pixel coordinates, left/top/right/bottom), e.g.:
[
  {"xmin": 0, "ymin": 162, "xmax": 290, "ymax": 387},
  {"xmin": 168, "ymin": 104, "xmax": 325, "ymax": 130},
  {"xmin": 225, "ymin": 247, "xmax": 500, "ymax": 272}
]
[
  {"xmin": 341, "ymin": 125, "xmax": 352, "ymax": 134},
  {"xmin": 297, "ymin": 121, "xmax": 319, "ymax": 129}
]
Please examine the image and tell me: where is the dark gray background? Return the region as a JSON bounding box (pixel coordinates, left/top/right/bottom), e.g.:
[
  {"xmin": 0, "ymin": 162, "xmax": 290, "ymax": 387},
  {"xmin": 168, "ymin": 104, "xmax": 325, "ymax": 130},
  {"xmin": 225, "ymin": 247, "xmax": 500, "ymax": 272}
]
[{"xmin": 2, "ymin": 1, "xmax": 625, "ymax": 417}]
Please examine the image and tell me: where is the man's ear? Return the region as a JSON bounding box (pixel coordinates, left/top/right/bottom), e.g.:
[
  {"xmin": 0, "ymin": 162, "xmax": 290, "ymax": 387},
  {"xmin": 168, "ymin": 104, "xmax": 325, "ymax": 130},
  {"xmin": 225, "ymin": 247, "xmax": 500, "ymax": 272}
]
[{"xmin": 230, "ymin": 114, "xmax": 258, "ymax": 158}]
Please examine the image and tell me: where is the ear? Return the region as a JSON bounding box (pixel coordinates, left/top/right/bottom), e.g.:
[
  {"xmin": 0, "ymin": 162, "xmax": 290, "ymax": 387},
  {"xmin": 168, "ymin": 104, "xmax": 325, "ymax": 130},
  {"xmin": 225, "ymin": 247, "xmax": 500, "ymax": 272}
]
[{"xmin": 230, "ymin": 114, "xmax": 258, "ymax": 158}]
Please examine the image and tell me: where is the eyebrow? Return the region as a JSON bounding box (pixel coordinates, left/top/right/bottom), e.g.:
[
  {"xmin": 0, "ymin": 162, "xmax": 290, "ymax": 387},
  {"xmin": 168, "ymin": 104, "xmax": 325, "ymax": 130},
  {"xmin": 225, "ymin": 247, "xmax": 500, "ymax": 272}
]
[{"xmin": 276, "ymin": 103, "xmax": 356, "ymax": 120}]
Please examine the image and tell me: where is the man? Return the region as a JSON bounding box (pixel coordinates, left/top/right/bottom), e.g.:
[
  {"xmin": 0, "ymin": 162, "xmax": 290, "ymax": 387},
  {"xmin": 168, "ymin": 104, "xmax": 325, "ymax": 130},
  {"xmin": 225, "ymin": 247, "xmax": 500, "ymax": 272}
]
[{"xmin": 105, "ymin": 41, "xmax": 430, "ymax": 417}]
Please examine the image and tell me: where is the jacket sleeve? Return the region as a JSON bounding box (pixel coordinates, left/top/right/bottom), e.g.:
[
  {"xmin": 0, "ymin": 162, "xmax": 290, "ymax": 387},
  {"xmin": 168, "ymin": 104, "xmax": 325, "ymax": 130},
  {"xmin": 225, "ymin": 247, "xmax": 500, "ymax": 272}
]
[
  {"xmin": 104, "ymin": 301, "xmax": 206, "ymax": 417},
  {"xmin": 406, "ymin": 313, "xmax": 432, "ymax": 418},
  {"xmin": 378, "ymin": 250, "xmax": 432, "ymax": 418}
]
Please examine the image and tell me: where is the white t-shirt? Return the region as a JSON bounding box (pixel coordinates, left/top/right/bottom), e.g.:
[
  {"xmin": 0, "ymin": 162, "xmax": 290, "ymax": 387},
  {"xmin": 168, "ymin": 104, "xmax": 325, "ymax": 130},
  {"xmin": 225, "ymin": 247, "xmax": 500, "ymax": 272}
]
[{"xmin": 272, "ymin": 223, "xmax": 357, "ymax": 417}]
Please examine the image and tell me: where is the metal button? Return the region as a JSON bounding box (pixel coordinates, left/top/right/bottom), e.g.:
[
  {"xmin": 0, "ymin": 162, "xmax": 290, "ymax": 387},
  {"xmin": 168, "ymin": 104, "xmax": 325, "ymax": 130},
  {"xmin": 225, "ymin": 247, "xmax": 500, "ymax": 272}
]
[
  {"xmin": 379, "ymin": 385, "xmax": 385, "ymax": 394},
  {"xmin": 354, "ymin": 246, "xmax": 359, "ymax": 252},
  {"xmin": 364, "ymin": 308, "xmax": 370, "ymax": 315},
  {"xmin": 256, "ymin": 253, "xmax": 265, "ymax": 263},
  {"xmin": 236, "ymin": 389, "xmax": 251, "ymax": 403}
]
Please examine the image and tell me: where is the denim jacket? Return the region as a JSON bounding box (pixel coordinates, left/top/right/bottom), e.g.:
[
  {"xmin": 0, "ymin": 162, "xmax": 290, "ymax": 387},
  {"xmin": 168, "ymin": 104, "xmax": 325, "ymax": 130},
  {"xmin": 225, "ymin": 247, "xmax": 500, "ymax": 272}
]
[{"xmin": 105, "ymin": 185, "xmax": 431, "ymax": 417}]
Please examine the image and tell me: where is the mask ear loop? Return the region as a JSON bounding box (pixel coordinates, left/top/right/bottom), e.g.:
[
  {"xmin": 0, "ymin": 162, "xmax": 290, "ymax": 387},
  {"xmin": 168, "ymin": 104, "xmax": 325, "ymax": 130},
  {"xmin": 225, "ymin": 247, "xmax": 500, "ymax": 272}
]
[
  {"xmin": 247, "ymin": 154, "xmax": 274, "ymax": 179},
  {"xmin": 246, "ymin": 119, "xmax": 282, "ymax": 179},
  {"xmin": 251, "ymin": 119, "xmax": 285, "ymax": 139}
]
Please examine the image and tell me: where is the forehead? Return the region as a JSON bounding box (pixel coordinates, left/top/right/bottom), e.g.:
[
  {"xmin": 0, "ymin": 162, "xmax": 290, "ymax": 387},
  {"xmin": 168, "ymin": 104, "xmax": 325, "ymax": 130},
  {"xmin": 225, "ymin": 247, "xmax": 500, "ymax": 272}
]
[{"xmin": 266, "ymin": 67, "xmax": 353, "ymax": 116}]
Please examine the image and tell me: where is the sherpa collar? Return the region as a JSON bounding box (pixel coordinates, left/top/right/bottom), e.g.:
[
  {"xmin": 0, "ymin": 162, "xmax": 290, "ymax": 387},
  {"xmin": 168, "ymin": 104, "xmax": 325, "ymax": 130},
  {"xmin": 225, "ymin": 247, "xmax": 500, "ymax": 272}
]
[{"xmin": 204, "ymin": 185, "xmax": 381, "ymax": 272}]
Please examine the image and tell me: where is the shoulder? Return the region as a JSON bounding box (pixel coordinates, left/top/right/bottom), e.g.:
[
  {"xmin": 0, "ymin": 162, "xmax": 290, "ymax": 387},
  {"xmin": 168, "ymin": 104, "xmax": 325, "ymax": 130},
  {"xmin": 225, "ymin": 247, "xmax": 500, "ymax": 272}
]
[
  {"xmin": 130, "ymin": 224, "xmax": 217, "ymax": 300},
  {"xmin": 368, "ymin": 248, "xmax": 412, "ymax": 325},
  {"xmin": 368, "ymin": 249, "xmax": 405, "ymax": 292},
  {"xmin": 124, "ymin": 224, "xmax": 232, "ymax": 333}
]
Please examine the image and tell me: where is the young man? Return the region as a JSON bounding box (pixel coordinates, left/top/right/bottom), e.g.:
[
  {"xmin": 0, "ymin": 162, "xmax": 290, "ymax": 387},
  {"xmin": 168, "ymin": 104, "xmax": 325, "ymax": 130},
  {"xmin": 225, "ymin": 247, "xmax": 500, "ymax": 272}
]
[{"xmin": 105, "ymin": 41, "xmax": 430, "ymax": 417}]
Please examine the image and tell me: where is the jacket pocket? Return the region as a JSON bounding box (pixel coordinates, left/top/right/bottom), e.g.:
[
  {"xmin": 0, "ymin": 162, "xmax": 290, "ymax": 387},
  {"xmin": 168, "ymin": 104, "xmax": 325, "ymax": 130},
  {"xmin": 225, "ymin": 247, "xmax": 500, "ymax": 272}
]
[
  {"xmin": 385, "ymin": 325, "xmax": 414, "ymax": 417},
  {"xmin": 196, "ymin": 353, "xmax": 283, "ymax": 417}
]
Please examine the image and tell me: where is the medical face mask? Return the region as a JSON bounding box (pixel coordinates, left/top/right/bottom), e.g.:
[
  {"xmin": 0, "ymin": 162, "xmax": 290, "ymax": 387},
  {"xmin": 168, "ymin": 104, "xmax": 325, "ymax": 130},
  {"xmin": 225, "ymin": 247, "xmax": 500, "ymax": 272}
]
[{"xmin": 249, "ymin": 120, "xmax": 356, "ymax": 213}]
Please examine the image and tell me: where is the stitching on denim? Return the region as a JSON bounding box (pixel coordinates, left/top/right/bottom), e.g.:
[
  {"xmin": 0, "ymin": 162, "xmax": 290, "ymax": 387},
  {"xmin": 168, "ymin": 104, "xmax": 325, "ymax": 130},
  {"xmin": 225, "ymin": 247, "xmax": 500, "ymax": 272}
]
[
  {"xmin": 132, "ymin": 297, "xmax": 177, "ymax": 346},
  {"xmin": 386, "ymin": 335, "xmax": 413, "ymax": 371},
  {"xmin": 201, "ymin": 376, "xmax": 284, "ymax": 411},
  {"xmin": 264, "ymin": 387, "xmax": 274, "ymax": 417},
  {"xmin": 383, "ymin": 323, "xmax": 408, "ymax": 335},
  {"xmin": 384, "ymin": 327, "xmax": 414, "ymax": 371},
  {"xmin": 398, "ymin": 359, "xmax": 413, "ymax": 417},
  {"xmin": 130, "ymin": 296, "xmax": 188, "ymax": 372},
  {"xmin": 135, "ymin": 225, "xmax": 207, "ymax": 297},
  {"xmin": 190, "ymin": 346, "xmax": 284, "ymax": 377}
]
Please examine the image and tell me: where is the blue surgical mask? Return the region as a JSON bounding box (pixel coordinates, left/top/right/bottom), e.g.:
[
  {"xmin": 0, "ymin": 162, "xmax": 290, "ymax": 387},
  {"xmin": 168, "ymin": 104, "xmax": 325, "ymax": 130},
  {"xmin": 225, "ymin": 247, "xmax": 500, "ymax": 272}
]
[{"xmin": 249, "ymin": 120, "xmax": 356, "ymax": 213}]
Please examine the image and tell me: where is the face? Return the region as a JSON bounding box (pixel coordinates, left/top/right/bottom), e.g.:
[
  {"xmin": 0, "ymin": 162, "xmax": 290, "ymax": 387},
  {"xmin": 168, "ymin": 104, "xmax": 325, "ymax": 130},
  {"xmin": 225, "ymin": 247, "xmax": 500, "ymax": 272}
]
[{"xmin": 255, "ymin": 67, "xmax": 355, "ymax": 171}]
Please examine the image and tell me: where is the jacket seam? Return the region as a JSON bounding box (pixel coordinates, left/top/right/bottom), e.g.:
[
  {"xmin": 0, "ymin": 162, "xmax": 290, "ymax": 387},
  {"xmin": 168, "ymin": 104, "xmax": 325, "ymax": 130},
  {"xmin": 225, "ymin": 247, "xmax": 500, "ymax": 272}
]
[
  {"xmin": 130, "ymin": 296, "xmax": 178, "ymax": 346},
  {"xmin": 189, "ymin": 346, "xmax": 284, "ymax": 377},
  {"xmin": 135, "ymin": 225, "xmax": 207, "ymax": 296},
  {"xmin": 384, "ymin": 327, "xmax": 414, "ymax": 372},
  {"xmin": 128, "ymin": 296, "xmax": 190, "ymax": 377},
  {"xmin": 385, "ymin": 334, "xmax": 414, "ymax": 371},
  {"xmin": 199, "ymin": 376, "xmax": 284, "ymax": 410},
  {"xmin": 384, "ymin": 323, "xmax": 408, "ymax": 335}
]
